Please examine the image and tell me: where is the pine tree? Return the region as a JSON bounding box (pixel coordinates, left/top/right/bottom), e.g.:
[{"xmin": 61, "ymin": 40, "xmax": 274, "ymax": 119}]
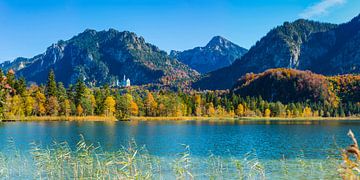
[
  {"xmin": 46, "ymin": 69, "xmax": 57, "ymax": 97},
  {"xmin": 94, "ymin": 88, "xmax": 105, "ymax": 115},
  {"xmin": 57, "ymin": 82, "xmax": 67, "ymax": 101},
  {"xmin": 14, "ymin": 77, "xmax": 26, "ymax": 95},
  {"xmin": 75, "ymin": 77, "xmax": 86, "ymax": 106}
]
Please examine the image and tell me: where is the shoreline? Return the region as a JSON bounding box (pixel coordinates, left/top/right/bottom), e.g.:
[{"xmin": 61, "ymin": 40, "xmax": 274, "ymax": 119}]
[
  {"xmin": 130, "ymin": 116, "xmax": 360, "ymax": 121},
  {"xmin": 237, "ymin": 116, "xmax": 360, "ymax": 121},
  {"xmin": 1, "ymin": 116, "xmax": 117, "ymax": 122},
  {"xmin": 2, "ymin": 116, "xmax": 360, "ymax": 122}
]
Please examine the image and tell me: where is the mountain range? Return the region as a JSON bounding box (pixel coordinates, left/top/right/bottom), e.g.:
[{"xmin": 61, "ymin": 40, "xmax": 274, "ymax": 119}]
[
  {"xmin": 1, "ymin": 13, "xmax": 360, "ymax": 90},
  {"xmin": 194, "ymin": 14, "xmax": 360, "ymax": 90},
  {"xmin": 0, "ymin": 29, "xmax": 199, "ymax": 86},
  {"xmin": 170, "ymin": 36, "xmax": 247, "ymax": 73}
]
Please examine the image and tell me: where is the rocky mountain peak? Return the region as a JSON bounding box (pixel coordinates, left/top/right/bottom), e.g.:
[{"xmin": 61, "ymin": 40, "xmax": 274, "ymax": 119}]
[
  {"xmin": 79, "ymin": 29, "xmax": 98, "ymax": 37},
  {"xmin": 170, "ymin": 36, "xmax": 247, "ymax": 74},
  {"xmin": 206, "ymin": 36, "xmax": 233, "ymax": 49}
]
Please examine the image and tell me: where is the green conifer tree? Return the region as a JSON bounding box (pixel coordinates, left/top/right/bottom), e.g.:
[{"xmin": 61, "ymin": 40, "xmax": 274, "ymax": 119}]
[{"xmin": 46, "ymin": 69, "xmax": 57, "ymax": 97}]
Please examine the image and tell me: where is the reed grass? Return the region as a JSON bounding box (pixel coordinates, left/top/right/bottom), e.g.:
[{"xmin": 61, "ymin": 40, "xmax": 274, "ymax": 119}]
[{"xmin": 0, "ymin": 137, "xmax": 346, "ymax": 179}]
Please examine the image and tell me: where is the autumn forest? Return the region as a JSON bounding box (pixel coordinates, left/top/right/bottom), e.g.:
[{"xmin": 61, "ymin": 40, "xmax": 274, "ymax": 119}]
[{"xmin": 0, "ymin": 68, "xmax": 359, "ymax": 121}]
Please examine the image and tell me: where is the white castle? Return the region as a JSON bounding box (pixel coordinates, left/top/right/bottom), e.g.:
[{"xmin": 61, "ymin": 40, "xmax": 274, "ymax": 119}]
[{"xmin": 116, "ymin": 75, "xmax": 131, "ymax": 87}]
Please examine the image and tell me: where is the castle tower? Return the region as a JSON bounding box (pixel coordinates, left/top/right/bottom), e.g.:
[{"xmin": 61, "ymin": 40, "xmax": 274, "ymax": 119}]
[{"xmin": 122, "ymin": 75, "xmax": 127, "ymax": 87}]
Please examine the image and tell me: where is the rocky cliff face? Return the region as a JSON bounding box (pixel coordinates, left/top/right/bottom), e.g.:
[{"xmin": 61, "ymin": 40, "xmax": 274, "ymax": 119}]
[
  {"xmin": 1, "ymin": 29, "xmax": 199, "ymax": 86},
  {"xmin": 298, "ymin": 15, "xmax": 360, "ymax": 74},
  {"xmin": 170, "ymin": 36, "xmax": 247, "ymax": 73},
  {"xmin": 195, "ymin": 14, "xmax": 360, "ymax": 90}
]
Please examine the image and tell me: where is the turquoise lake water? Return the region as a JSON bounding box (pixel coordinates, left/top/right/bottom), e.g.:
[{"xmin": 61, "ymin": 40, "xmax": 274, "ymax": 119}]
[{"xmin": 0, "ymin": 119, "xmax": 358, "ymax": 179}]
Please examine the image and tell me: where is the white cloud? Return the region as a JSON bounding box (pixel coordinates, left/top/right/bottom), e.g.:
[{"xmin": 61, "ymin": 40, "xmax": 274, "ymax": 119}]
[{"xmin": 300, "ymin": 0, "xmax": 346, "ymax": 19}]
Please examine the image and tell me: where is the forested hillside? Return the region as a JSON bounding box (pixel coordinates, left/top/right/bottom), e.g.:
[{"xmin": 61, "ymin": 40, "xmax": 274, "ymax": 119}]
[{"xmin": 232, "ymin": 68, "xmax": 360, "ymax": 115}]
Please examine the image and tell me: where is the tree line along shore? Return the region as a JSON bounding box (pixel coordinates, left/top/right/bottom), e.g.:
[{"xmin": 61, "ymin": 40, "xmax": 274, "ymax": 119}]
[{"xmin": 0, "ymin": 69, "xmax": 359, "ymax": 121}]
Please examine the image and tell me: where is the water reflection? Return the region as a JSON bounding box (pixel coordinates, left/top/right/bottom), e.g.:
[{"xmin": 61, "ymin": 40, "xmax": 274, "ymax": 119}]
[{"xmin": 131, "ymin": 119, "xmax": 359, "ymax": 126}]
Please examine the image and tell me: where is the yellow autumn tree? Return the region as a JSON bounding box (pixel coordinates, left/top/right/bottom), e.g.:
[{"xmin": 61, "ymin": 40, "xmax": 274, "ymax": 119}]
[
  {"xmin": 264, "ymin": 108, "xmax": 271, "ymax": 118},
  {"xmin": 216, "ymin": 105, "xmax": 225, "ymax": 117},
  {"xmin": 64, "ymin": 99, "xmax": 71, "ymax": 116},
  {"xmin": 104, "ymin": 96, "xmax": 116, "ymax": 117},
  {"xmin": 236, "ymin": 104, "xmax": 245, "ymax": 117},
  {"xmin": 303, "ymin": 107, "xmax": 313, "ymax": 117},
  {"xmin": 24, "ymin": 95, "xmax": 35, "ymax": 116},
  {"xmin": 286, "ymin": 110, "xmax": 292, "ymax": 118},
  {"xmin": 173, "ymin": 103, "xmax": 184, "ymax": 117},
  {"xmin": 77, "ymin": 104, "xmax": 84, "ymax": 116},
  {"xmin": 207, "ymin": 103, "xmax": 216, "ymax": 117},
  {"xmin": 11, "ymin": 95, "xmax": 24, "ymax": 118}
]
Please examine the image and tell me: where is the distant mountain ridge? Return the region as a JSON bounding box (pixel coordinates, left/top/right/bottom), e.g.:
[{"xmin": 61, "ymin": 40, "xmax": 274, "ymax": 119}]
[
  {"xmin": 1, "ymin": 29, "xmax": 199, "ymax": 86},
  {"xmin": 170, "ymin": 36, "xmax": 247, "ymax": 73},
  {"xmin": 194, "ymin": 14, "xmax": 360, "ymax": 90}
]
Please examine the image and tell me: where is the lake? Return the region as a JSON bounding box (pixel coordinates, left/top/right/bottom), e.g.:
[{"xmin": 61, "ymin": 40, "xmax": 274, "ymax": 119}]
[{"xmin": 0, "ymin": 119, "xmax": 358, "ymax": 179}]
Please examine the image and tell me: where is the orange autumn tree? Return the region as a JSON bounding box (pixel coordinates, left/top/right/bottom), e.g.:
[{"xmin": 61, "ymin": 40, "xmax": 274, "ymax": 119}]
[
  {"xmin": 144, "ymin": 91, "xmax": 157, "ymax": 116},
  {"xmin": 35, "ymin": 91, "xmax": 46, "ymax": 116},
  {"xmin": 194, "ymin": 94, "xmax": 202, "ymax": 116},
  {"xmin": 130, "ymin": 101, "xmax": 139, "ymax": 116}
]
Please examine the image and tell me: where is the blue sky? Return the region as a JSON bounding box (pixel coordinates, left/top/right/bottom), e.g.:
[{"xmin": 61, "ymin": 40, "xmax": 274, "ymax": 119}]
[{"xmin": 0, "ymin": 0, "xmax": 359, "ymax": 61}]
